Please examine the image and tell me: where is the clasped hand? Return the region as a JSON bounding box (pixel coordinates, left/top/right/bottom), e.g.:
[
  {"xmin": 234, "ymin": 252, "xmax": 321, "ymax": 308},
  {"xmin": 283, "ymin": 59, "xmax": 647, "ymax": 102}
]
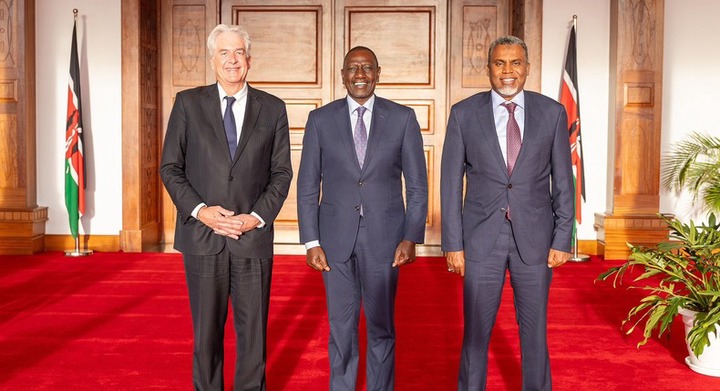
[{"xmin": 198, "ymin": 205, "xmax": 259, "ymax": 240}]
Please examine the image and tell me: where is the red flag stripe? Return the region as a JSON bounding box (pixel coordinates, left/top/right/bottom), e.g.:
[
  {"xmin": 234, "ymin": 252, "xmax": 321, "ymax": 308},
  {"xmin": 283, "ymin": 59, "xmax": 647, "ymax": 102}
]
[{"xmin": 559, "ymin": 24, "xmax": 584, "ymax": 225}]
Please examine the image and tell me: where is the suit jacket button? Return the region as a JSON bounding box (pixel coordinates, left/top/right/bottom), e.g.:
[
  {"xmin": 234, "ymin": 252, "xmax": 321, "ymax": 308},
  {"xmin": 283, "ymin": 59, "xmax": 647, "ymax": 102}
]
[
  {"xmin": 355, "ymin": 206, "xmax": 361, "ymax": 211},
  {"xmin": 507, "ymin": 184, "xmax": 512, "ymax": 188},
  {"xmin": 229, "ymin": 176, "xmax": 234, "ymax": 181},
  {"xmin": 358, "ymin": 181, "xmax": 364, "ymax": 187},
  {"xmin": 500, "ymin": 207, "xmax": 507, "ymax": 212}
]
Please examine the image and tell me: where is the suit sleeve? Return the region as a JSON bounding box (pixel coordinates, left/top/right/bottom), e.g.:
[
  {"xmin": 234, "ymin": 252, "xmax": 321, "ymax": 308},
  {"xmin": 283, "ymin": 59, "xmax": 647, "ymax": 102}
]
[
  {"xmin": 296, "ymin": 112, "xmax": 322, "ymax": 244},
  {"xmin": 401, "ymin": 109, "xmax": 428, "ymax": 244},
  {"xmin": 550, "ymin": 106, "xmax": 575, "ymax": 252},
  {"xmin": 159, "ymin": 93, "xmax": 204, "ymax": 223},
  {"xmin": 440, "ymin": 106, "xmax": 466, "ymax": 252},
  {"xmin": 250, "ymin": 102, "xmax": 293, "ymax": 225}
]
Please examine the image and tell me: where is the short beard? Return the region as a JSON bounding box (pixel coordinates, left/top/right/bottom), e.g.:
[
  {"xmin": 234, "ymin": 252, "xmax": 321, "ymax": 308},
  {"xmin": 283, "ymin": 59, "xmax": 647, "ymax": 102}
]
[{"xmin": 496, "ymin": 85, "xmax": 519, "ymax": 97}]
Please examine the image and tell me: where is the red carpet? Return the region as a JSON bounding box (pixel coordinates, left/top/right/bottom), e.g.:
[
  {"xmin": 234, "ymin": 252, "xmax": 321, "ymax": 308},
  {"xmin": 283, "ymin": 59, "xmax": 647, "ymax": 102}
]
[{"xmin": 0, "ymin": 252, "xmax": 718, "ymax": 390}]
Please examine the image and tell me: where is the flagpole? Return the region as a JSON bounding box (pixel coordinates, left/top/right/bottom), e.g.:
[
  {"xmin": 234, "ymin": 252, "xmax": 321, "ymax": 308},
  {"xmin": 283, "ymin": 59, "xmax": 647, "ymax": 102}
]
[
  {"xmin": 567, "ymin": 14, "xmax": 589, "ymax": 263},
  {"xmin": 65, "ymin": 8, "xmax": 92, "ymax": 258}
]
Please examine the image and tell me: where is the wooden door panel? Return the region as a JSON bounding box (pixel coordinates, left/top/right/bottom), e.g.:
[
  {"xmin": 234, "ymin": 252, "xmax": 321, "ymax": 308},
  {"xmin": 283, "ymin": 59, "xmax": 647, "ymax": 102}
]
[
  {"xmin": 336, "ymin": 0, "xmax": 447, "ymax": 245},
  {"xmin": 159, "ymin": 0, "xmax": 520, "ymax": 250},
  {"xmin": 449, "ymin": 0, "xmax": 509, "ymax": 105},
  {"xmin": 222, "ymin": 0, "xmax": 332, "ymax": 243},
  {"xmin": 160, "ymin": 0, "xmax": 218, "ymax": 245}
]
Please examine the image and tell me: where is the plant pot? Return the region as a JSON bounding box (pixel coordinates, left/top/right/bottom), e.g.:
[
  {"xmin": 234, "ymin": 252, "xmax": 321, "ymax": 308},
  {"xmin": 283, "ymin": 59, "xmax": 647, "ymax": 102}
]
[{"xmin": 678, "ymin": 308, "xmax": 720, "ymax": 377}]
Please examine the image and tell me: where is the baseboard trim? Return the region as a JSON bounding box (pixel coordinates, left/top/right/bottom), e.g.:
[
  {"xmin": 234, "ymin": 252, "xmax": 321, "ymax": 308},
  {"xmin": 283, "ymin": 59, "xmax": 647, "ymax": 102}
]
[{"xmin": 44, "ymin": 235, "xmax": 120, "ymax": 253}]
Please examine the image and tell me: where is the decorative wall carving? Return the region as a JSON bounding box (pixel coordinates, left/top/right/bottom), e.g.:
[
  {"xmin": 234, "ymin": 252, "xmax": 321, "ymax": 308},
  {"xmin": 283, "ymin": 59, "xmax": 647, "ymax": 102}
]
[
  {"xmin": 173, "ymin": 6, "xmax": 206, "ymax": 87},
  {"xmin": 140, "ymin": 0, "xmax": 160, "ymax": 228},
  {"xmin": 462, "ymin": 6, "xmax": 497, "ymax": 88},
  {"xmin": 0, "ymin": 0, "xmax": 15, "ymax": 66},
  {"xmin": 630, "ymin": 0, "xmax": 653, "ymax": 66}
]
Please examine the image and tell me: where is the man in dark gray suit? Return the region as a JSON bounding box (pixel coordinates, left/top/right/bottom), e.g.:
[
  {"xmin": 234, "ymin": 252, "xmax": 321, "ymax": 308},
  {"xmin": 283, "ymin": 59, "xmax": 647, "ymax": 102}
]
[
  {"xmin": 441, "ymin": 36, "xmax": 574, "ymax": 390},
  {"xmin": 160, "ymin": 24, "xmax": 292, "ymax": 391},
  {"xmin": 297, "ymin": 46, "xmax": 428, "ymax": 391}
]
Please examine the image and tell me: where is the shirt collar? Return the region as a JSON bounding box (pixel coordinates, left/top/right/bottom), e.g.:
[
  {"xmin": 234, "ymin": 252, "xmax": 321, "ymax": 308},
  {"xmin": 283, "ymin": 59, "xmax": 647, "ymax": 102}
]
[
  {"xmin": 491, "ymin": 89, "xmax": 525, "ymax": 110},
  {"xmin": 347, "ymin": 95, "xmax": 376, "ymax": 114},
  {"xmin": 217, "ymin": 82, "xmax": 249, "ymax": 102}
]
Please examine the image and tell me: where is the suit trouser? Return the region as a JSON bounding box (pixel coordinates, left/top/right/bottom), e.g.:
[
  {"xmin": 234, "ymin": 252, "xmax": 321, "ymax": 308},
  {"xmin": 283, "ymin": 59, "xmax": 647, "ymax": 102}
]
[
  {"xmin": 183, "ymin": 247, "xmax": 273, "ymax": 391},
  {"xmin": 459, "ymin": 219, "xmax": 553, "ymax": 391},
  {"xmin": 322, "ymin": 220, "xmax": 399, "ymax": 391}
]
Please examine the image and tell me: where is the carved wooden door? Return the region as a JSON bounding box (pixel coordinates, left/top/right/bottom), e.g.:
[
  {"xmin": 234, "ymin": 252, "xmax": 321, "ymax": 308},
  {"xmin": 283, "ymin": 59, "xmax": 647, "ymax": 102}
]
[{"xmin": 161, "ymin": 0, "xmax": 512, "ymax": 249}]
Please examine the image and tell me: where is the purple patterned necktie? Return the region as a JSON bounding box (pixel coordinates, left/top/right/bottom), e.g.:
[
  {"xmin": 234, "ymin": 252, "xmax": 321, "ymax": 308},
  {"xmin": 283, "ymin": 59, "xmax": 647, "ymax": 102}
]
[
  {"xmin": 354, "ymin": 106, "xmax": 368, "ymax": 168},
  {"xmin": 504, "ymin": 102, "xmax": 521, "ymax": 175}
]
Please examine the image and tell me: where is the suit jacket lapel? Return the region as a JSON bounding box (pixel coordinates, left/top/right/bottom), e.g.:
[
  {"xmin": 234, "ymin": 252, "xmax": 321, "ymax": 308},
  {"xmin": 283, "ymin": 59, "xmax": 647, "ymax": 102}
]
[
  {"xmin": 514, "ymin": 93, "xmax": 538, "ymax": 174},
  {"xmin": 234, "ymin": 85, "xmax": 260, "ymax": 163},
  {"xmin": 332, "ymin": 100, "xmax": 360, "ymax": 171},
  {"xmin": 476, "ymin": 93, "xmax": 508, "ymax": 177},
  {"xmin": 363, "ymin": 97, "xmax": 388, "ymax": 171},
  {"xmin": 202, "ymin": 84, "xmax": 229, "ymax": 158}
]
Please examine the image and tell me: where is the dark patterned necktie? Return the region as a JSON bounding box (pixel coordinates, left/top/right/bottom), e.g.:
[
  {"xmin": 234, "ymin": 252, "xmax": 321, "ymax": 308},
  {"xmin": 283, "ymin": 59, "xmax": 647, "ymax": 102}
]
[
  {"xmin": 504, "ymin": 102, "xmax": 521, "ymax": 175},
  {"xmin": 354, "ymin": 106, "xmax": 368, "ymax": 168},
  {"xmin": 224, "ymin": 96, "xmax": 237, "ymax": 159}
]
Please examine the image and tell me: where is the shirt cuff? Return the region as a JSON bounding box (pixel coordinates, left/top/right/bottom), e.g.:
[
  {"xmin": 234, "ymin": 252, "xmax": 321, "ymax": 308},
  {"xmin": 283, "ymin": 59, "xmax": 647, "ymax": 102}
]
[
  {"xmin": 305, "ymin": 240, "xmax": 320, "ymax": 250},
  {"xmin": 251, "ymin": 211, "xmax": 266, "ymax": 228},
  {"xmin": 191, "ymin": 203, "xmax": 207, "ymax": 219}
]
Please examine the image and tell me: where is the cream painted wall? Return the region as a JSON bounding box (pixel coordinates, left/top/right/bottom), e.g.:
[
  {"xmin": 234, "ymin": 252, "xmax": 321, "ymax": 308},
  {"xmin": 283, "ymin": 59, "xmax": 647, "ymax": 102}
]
[
  {"xmin": 34, "ymin": 1, "xmax": 719, "ymax": 240},
  {"xmin": 36, "ymin": 0, "xmax": 122, "ymax": 236},
  {"xmin": 660, "ymin": 0, "xmax": 720, "ymax": 223},
  {"xmin": 541, "ymin": 0, "xmax": 610, "ymax": 240}
]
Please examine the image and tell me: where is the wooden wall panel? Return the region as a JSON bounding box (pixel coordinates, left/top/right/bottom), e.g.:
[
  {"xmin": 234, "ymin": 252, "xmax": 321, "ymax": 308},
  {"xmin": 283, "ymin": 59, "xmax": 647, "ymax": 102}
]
[
  {"xmin": 160, "ymin": 0, "xmax": 217, "ymax": 246},
  {"xmin": 275, "ymin": 145, "xmax": 303, "ymax": 228},
  {"xmin": 152, "ymin": 0, "xmax": 532, "ymax": 251},
  {"xmin": 0, "ymin": 114, "xmax": 19, "ymax": 191},
  {"xmin": 0, "ymin": 0, "xmax": 47, "ymax": 255},
  {"xmin": 121, "ymin": 0, "xmax": 162, "ymax": 252},
  {"xmin": 0, "ymin": 0, "xmax": 17, "ymax": 68},
  {"xmin": 595, "ymin": 0, "xmax": 667, "ymax": 260},
  {"xmin": 346, "ymin": 9, "xmax": 433, "ymax": 86},
  {"xmin": 460, "ymin": 5, "xmax": 497, "ymax": 89},
  {"xmin": 172, "ymin": 5, "xmax": 207, "ymax": 87},
  {"xmin": 449, "ymin": 0, "xmax": 509, "ymax": 105},
  {"xmin": 336, "ymin": 0, "xmax": 447, "ymax": 245},
  {"xmin": 398, "ymin": 100, "xmax": 434, "ymax": 134},
  {"xmin": 234, "ymin": 8, "xmax": 321, "ymax": 85},
  {"xmin": 222, "ymin": 0, "xmax": 332, "ymax": 244}
]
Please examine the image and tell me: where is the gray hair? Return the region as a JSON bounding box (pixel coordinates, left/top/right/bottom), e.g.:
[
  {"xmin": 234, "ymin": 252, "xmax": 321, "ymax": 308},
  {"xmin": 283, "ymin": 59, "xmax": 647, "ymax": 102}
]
[
  {"xmin": 207, "ymin": 24, "xmax": 251, "ymax": 58},
  {"xmin": 487, "ymin": 35, "xmax": 529, "ymax": 65}
]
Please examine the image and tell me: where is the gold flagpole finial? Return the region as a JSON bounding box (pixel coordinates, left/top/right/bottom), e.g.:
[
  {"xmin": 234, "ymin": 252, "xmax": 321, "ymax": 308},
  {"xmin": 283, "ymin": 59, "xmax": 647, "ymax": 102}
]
[{"xmin": 73, "ymin": 8, "xmax": 78, "ymax": 20}]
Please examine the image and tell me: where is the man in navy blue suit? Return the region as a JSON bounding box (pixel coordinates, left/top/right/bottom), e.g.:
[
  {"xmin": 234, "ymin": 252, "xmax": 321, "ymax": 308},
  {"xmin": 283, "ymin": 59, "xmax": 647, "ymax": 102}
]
[
  {"xmin": 441, "ymin": 36, "xmax": 574, "ymax": 390},
  {"xmin": 297, "ymin": 46, "xmax": 428, "ymax": 391}
]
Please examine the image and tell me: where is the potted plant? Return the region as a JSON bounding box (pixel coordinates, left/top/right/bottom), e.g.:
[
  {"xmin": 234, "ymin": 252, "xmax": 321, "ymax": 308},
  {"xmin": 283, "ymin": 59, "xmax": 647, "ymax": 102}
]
[
  {"xmin": 597, "ymin": 214, "xmax": 720, "ymax": 375},
  {"xmin": 661, "ymin": 131, "xmax": 720, "ymax": 214},
  {"xmin": 598, "ymin": 131, "xmax": 720, "ymax": 376}
]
